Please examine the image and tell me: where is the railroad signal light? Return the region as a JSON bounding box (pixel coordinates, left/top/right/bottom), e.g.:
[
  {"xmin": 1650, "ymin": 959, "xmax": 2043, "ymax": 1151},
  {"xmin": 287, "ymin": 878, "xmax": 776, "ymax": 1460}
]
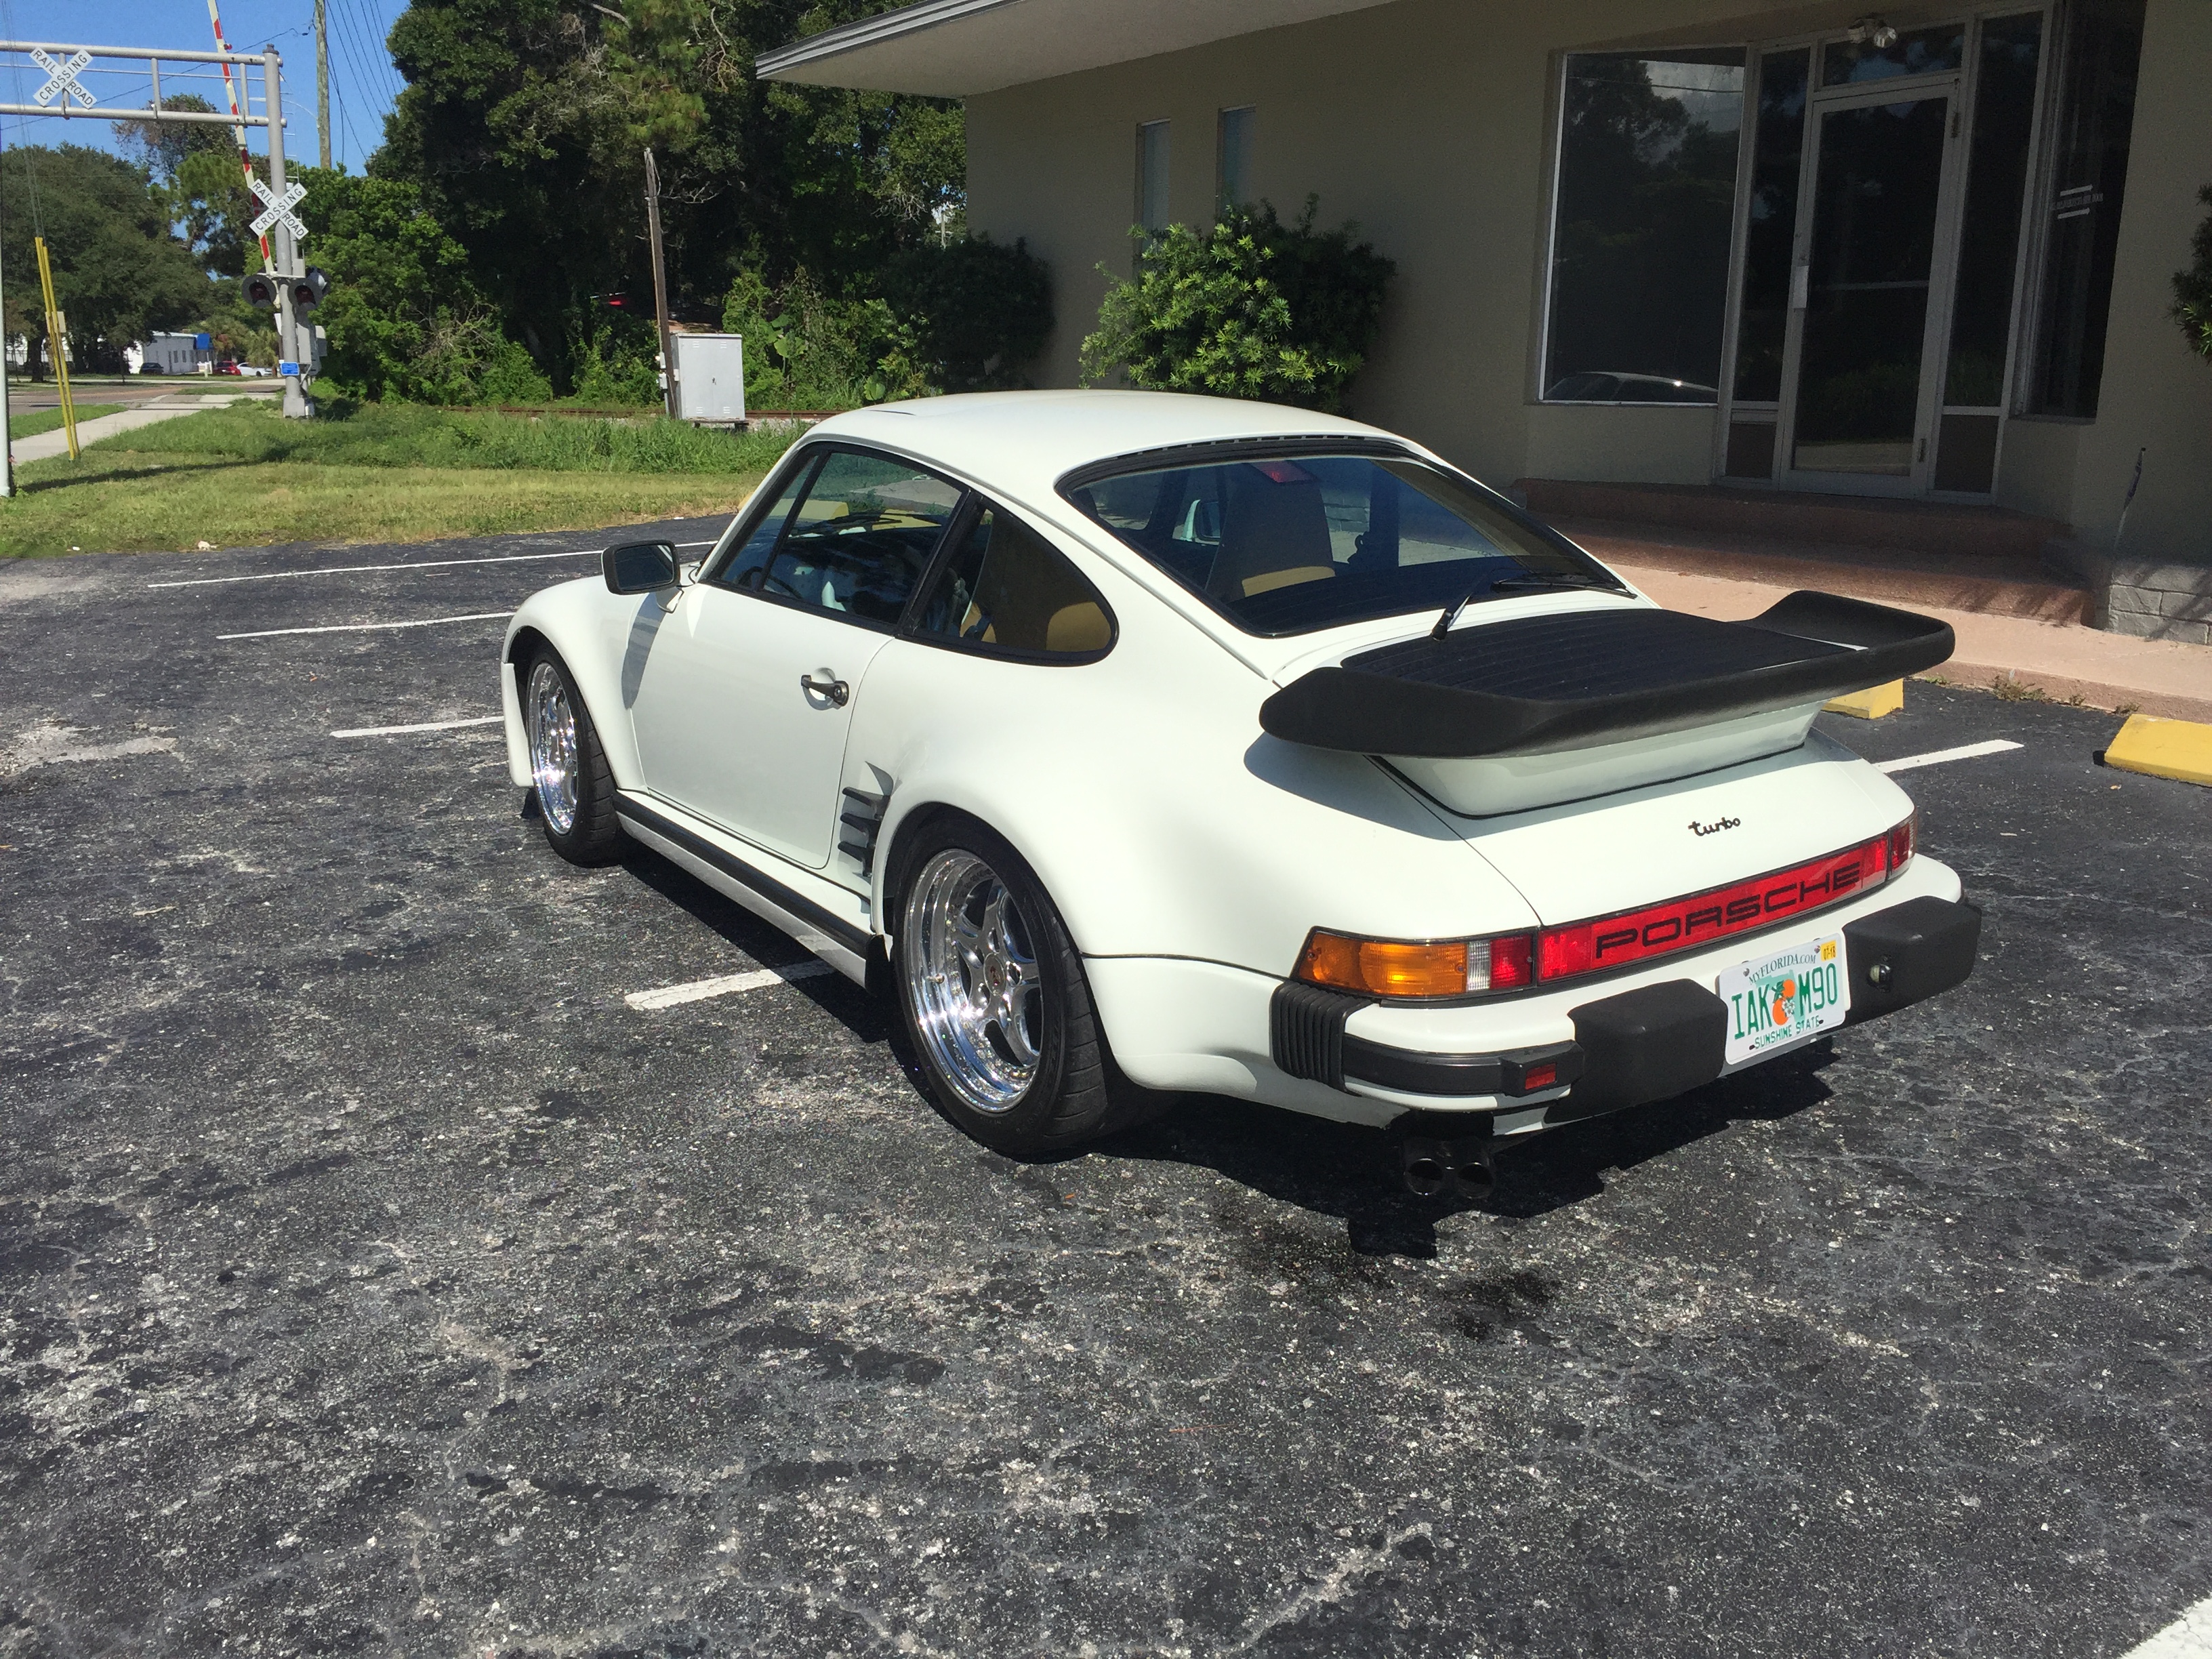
[
  {"xmin": 289, "ymin": 267, "xmax": 330, "ymax": 312},
  {"xmin": 241, "ymin": 270, "xmax": 279, "ymax": 309}
]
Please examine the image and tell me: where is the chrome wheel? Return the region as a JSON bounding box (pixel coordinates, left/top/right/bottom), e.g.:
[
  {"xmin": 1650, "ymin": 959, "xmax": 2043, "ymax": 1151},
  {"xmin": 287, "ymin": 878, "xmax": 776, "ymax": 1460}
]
[
  {"xmin": 525, "ymin": 659, "xmax": 581, "ymax": 836},
  {"xmin": 903, "ymin": 849, "xmax": 1044, "ymax": 1113}
]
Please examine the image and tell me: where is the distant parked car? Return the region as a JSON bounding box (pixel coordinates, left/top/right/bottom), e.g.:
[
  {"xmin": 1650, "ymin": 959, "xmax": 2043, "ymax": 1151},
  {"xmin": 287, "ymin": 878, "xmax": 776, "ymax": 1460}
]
[
  {"xmin": 1546, "ymin": 371, "xmax": 1719, "ymax": 404},
  {"xmin": 235, "ymin": 364, "xmax": 273, "ymax": 377},
  {"xmin": 215, "ymin": 361, "xmax": 241, "ymax": 375}
]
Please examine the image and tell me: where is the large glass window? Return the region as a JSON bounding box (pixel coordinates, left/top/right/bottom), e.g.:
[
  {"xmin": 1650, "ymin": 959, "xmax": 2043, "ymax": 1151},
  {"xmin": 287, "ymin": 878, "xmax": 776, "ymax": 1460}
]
[
  {"xmin": 1064, "ymin": 451, "xmax": 1616, "ymax": 638},
  {"xmin": 1944, "ymin": 14, "xmax": 2045, "ymax": 409},
  {"xmin": 1544, "ymin": 49, "xmax": 1746, "ymax": 404},
  {"xmin": 2025, "ymin": 0, "xmax": 2145, "ymax": 417},
  {"xmin": 1216, "ymin": 106, "xmax": 1254, "ymax": 213},
  {"xmin": 1136, "ymin": 120, "xmax": 1170, "ymax": 241},
  {"xmin": 716, "ymin": 448, "xmax": 962, "ymax": 626},
  {"xmin": 1731, "ymin": 47, "xmax": 1810, "ymax": 404},
  {"xmin": 912, "ymin": 504, "xmax": 1114, "ymax": 659}
]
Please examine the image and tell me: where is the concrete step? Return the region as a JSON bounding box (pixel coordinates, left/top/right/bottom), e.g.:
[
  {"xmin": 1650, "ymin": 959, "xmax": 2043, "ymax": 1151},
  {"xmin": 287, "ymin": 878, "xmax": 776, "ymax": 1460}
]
[
  {"xmin": 1548, "ymin": 516, "xmax": 2092, "ymax": 626},
  {"xmin": 1517, "ymin": 478, "xmax": 2067, "ymax": 563}
]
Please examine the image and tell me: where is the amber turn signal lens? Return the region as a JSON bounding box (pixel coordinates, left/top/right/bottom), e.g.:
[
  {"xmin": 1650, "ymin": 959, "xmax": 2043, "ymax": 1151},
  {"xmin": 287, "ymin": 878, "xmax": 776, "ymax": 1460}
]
[{"xmin": 1295, "ymin": 931, "xmax": 1471, "ymax": 999}]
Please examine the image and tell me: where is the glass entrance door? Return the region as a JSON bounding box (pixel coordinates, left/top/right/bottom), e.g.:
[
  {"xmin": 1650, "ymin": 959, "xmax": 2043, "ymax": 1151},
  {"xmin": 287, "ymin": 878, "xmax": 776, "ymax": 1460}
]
[
  {"xmin": 1719, "ymin": 18, "xmax": 2056, "ymax": 499},
  {"xmin": 1782, "ymin": 89, "xmax": 1956, "ymax": 485}
]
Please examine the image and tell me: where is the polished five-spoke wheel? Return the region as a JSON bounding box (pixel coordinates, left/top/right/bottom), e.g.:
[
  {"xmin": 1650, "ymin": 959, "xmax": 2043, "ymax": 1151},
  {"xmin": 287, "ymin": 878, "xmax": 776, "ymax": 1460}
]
[
  {"xmin": 522, "ymin": 648, "xmax": 621, "ymax": 864},
  {"xmin": 526, "ymin": 659, "xmax": 581, "ymax": 835},
  {"xmin": 903, "ymin": 849, "xmax": 1043, "ymax": 1112}
]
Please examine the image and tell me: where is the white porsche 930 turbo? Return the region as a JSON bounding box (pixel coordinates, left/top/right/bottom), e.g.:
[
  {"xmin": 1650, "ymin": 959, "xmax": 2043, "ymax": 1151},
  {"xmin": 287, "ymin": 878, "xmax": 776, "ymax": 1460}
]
[{"xmin": 499, "ymin": 392, "xmax": 1978, "ymax": 1193}]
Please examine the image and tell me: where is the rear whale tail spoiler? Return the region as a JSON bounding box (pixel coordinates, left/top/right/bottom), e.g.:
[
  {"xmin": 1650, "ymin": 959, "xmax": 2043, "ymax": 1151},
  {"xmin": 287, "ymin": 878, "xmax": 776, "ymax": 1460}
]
[{"xmin": 1258, "ymin": 590, "xmax": 1954, "ymax": 758}]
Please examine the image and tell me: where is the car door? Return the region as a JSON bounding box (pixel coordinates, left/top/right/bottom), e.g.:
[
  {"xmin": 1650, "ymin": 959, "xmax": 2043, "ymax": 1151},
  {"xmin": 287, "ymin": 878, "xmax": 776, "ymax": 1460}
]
[{"xmin": 628, "ymin": 445, "xmax": 965, "ymax": 869}]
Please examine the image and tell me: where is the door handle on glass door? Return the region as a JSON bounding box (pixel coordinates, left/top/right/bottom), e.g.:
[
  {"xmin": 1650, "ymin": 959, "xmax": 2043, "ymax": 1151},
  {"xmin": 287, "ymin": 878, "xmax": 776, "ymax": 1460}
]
[{"xmin": 800, "ymin": 672, "xmax": 850, "ymax": 708}]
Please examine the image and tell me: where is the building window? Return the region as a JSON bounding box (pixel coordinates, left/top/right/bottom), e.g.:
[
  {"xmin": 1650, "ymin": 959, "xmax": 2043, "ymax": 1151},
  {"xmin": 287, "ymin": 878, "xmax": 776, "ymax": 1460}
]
[
  {"xmin": 1136, "ymin": 120, "xmax": 1171, "ymax": 243},
  {"xmin": 1543, "ymin": 49, "xmax": 1746, "ymax": 404},
  {"xmin": 2024, "ymin": 0, "xmax": 2145, "ymax": 418},
  {"xmin": 1216, "ymin": 106, "xmax": 1254, "ymax": 214}
]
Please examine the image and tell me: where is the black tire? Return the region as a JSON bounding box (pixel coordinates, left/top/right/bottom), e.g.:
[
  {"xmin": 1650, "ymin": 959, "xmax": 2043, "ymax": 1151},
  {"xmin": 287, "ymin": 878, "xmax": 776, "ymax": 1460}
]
[
  {"xmin": 890, "ymin": 813, "xmax": 1166, "ymax": 1153},
  {"xmin": 520, "ymin": 647, "xmax": 623, "ymax": 865}
]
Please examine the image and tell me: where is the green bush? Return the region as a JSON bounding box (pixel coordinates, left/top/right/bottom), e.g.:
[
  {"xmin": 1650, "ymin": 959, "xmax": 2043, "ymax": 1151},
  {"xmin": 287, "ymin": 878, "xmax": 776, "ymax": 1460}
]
[
  {"xmin": 1080, "ymin": 199, "xmax": 1395, "ymax": 412},
  {"xmin": 722, "ymin": 268, "xmax": 906, "ymax": 411},
  {"xmin": 885, "ymin": 234, "xmax": 1053, "ymax": 392},
  {"xmin": 2175, "ymin": 182, "xmax": 2212, "ymax": 363}
]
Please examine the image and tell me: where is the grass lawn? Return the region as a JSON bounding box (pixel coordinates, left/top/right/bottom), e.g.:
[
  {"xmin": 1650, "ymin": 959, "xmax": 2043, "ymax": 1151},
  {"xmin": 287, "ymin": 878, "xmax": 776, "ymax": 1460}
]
[
  {"xmin": 1, "ymin": 399, "xmax": 801, "ymax": 558},
  {"xmin": 9, "ymin": 403, "xmax": 125, "ymax": 438}
]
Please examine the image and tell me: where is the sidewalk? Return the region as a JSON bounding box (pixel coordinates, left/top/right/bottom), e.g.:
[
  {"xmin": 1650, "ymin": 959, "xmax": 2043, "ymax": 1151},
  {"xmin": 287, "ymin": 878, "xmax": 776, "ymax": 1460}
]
[
  {"xmin": 10, "ymin": 390, "xmax": 276, "ymax": 465},
  {"xmin": 1607, "ymin": 556, "xmax": 2212, "ymax": 723}
]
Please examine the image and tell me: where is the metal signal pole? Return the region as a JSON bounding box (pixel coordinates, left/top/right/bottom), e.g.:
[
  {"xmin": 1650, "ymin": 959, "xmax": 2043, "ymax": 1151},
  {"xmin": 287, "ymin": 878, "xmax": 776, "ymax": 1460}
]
[
  {"xmin": 643, "ymin": 147, "xmax": 677, "ymax": 420},
  {"xmin": 264, "ymin": 47, "xmax": 308, "ymax": 420},
  {"xmin": 314, "ymin": 0, "xmax": 329, "ymax": 169}
]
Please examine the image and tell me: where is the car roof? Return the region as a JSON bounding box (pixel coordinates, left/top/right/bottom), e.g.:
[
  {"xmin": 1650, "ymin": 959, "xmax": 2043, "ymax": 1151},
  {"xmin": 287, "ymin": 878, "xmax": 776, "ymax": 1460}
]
[{"xmin": 805, "ymin": 390, "xmax": 1399, "ymax": 501}]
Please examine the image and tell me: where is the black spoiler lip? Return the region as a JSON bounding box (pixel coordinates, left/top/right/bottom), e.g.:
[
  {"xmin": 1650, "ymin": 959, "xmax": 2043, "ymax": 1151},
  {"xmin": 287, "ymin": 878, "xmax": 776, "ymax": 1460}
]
[{"xmin": 1257, "ymin": 590, "xmax": 1955, "ymax": 758}]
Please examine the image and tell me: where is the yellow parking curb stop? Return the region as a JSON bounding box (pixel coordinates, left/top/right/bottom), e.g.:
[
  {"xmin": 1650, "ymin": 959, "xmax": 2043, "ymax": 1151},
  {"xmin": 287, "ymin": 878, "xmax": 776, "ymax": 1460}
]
[
  {"xmin": 2104, "ymin": 713, "xmax": 2212, "ymax": 787},
  {"xmin": 1824, "ymin": 680, "xmax": 1904, "ymax": 720}
]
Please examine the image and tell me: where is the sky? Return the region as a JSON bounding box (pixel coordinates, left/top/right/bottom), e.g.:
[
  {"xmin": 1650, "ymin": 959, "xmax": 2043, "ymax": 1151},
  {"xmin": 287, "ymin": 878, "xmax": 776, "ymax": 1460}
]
[{"xmin": 0, "ymin": 0, "xmax": 409, "ymax": 174}]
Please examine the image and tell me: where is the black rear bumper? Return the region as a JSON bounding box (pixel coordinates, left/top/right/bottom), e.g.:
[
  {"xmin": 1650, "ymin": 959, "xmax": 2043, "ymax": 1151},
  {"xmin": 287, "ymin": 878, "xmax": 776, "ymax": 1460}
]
[{"xmin": 1270, "ymin": 895, "xmax": 1981, "ymax": 1120}]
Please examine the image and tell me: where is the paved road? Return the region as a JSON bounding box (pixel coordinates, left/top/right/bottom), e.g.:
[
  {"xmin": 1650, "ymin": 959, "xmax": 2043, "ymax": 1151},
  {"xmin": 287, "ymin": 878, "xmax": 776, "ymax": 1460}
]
[{"xmin": 1, "ymin": 526, "xmax": 2207, "ymax": 1657}]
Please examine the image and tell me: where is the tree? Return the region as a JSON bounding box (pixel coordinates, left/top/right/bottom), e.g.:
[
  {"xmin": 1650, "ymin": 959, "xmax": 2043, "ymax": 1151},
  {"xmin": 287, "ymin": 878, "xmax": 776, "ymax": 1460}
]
[
  {"xmin": 297, "ymin": 165, "xmax": 549, "ymax": 403},
  {"xmin": 0, "ymin": 145, "xmax": 210, "ymax": 374},
  {"xmin": 2175, "ymin": 183, "xmax": 2212, "ymax": 363},
  {"xmin": 372, "ymin": 0, "xmax": 964, "ymax": 392}
]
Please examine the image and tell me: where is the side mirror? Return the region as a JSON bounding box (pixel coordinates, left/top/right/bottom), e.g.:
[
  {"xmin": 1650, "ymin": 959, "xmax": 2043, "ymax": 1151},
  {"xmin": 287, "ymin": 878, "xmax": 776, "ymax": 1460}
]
[{"xmin": 604, "ymin": 540, "xmax": 678, "ymax": 594}]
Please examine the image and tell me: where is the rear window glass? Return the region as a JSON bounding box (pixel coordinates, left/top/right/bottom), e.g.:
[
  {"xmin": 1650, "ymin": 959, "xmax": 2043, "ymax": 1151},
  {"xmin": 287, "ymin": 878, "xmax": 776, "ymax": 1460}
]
[{"xmin": 1064, "ymin": 452, "xmax": 1610, "ymax": 636}]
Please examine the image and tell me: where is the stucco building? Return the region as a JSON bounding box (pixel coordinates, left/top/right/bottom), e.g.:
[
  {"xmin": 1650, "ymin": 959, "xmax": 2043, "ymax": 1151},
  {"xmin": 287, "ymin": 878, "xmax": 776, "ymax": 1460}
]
[{"xmin": 764, "ymin": 0, "xmax": 2211, "ymax": 602}]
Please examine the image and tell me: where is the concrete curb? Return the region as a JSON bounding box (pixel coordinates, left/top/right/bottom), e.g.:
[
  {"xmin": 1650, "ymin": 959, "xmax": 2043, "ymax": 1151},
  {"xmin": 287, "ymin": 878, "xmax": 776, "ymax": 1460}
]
[{"xmin": 2102, "ymin": 714, "xmax": 2212, "ymax": 787}]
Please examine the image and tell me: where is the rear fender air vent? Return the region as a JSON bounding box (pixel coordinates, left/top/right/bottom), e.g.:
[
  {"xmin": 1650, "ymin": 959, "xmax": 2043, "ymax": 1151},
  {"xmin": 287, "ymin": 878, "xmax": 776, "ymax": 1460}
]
[{"xmin": 839, "ymin": 786, "xmax": 888, "ymax": 876}]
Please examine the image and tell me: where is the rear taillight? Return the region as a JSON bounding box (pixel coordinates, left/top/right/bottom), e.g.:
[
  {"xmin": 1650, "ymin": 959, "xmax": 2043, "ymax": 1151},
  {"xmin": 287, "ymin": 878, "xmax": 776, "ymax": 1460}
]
[
  {"xmin": 1295, "ymin": 929, "xmax": 1538, "ymax": 1000},
  {"xmin": 1887, "ymin": 812, "xmax": 1915, "ymax": 873}
]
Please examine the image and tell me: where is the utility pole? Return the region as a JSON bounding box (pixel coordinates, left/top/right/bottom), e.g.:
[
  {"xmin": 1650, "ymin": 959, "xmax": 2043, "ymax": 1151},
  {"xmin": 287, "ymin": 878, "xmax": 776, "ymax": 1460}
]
[
  {"xmin": 1, "ymin": 235, "xmax": 12, "ymax": 497},
  {"xmin": 263, "ymin": 46, "xmax": 308, "ymax": 420},
  {"xmin": 313, "ymin": 0, "xmax": 329, "ymax": 169},
  {"xmin": 642, "ymin": 147, "xmax": 677, "ymax": 420}
]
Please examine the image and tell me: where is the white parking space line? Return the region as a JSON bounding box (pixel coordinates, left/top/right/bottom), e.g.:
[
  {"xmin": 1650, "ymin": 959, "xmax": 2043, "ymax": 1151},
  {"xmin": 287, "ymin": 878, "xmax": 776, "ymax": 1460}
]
[
  {"xmin": 2122, "ymin": 1593, "xmax": 2212, "ymax": 1659},
  {"xmin": 626, "ymin": 960, "xmax": 838, "ymax": 1011},
  {"xmin": 218, "ymin": 611, "xmax": 514, "ymax": 641},
  {"xmin": 330, "ymin": 716, "xmax": 504, "ymax": 739},
  {"xmin": 1875, "ymin": 739, "xmax": 2025, "ymax": 775},
  {"xmin": 149, "ymin": 539, "xmax": 716, "ymax": 589}
]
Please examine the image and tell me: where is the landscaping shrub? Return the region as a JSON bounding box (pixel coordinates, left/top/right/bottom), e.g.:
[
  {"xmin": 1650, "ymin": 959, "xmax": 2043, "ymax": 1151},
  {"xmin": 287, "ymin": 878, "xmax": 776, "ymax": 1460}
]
[
  {"xmin": 2175, "ymin": 182, "xmax": 2212, "ymax": 363},
  {"xmin": 1080, "ymin": 199, "xmax": 1395, "ymax": 413},
  {"xmin": 885, "ymin": 234, "xmax": 1053, "ymax": 392}
]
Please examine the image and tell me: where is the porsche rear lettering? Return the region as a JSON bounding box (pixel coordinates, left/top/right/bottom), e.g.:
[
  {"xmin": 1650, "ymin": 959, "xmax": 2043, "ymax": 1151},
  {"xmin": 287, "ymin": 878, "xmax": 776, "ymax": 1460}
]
[{"xmin": 1594, "ymin": 858, "xmax": 1869, "ymax": 961}]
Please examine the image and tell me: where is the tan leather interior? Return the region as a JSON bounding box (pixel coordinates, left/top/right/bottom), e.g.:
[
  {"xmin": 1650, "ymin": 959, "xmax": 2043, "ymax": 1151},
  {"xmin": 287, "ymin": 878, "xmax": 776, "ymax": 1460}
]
[
  {"xmin": 1208, "ymin": 475, "xmax": 1336, "ymax": 599},
  {"xmin": 970, "ymin": 512, "xmax": 1111, "ymax": 654}
]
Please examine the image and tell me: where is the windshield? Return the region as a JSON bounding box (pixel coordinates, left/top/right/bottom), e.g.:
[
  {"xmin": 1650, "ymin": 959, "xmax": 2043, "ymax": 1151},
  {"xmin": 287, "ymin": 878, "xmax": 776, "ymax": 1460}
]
[{"xmin": 1061, "ymin": 450, "xmax": 1614, "ymax": 636}]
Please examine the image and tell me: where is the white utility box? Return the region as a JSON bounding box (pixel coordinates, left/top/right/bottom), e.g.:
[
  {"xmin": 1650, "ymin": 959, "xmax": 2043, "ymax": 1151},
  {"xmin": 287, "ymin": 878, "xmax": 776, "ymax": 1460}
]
[{"xmin": 670, "ymin": 332, "xmax": 745, "ymax": 424}]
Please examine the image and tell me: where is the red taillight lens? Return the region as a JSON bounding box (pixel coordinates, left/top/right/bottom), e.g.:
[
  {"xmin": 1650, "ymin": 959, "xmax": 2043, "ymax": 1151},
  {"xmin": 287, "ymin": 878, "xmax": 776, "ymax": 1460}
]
[
  {"xmin": 1486, "ymin": 933, "xmax": 1534, "ymax": 990},
  {"xmin": 1535, "ymin": 832, "xmax": 1893, "ymax": 983},
  {"xmin": 1887, "ymin": 813, "xmax": 1915, "ymax": 872}
]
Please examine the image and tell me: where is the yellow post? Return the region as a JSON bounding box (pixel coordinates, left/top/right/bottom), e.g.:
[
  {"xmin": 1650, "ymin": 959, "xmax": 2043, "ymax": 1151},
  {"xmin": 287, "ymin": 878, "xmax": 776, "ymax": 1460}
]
[{"xmin": 33, "ymin": 237, "xmax": 79, "ymax": 461}]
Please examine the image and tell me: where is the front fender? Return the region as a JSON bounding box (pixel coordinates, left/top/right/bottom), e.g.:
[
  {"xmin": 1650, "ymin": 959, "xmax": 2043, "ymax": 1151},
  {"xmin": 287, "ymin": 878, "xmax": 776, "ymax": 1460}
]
[{"xmin": 501, "ymin": 576, "xmax": 655, "ymax": 792}]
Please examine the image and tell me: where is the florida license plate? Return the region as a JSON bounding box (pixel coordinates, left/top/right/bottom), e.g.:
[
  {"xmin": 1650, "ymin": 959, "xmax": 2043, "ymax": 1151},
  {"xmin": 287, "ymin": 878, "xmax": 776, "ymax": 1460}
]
[{"xmin": 1719, "ymin": 932, "xmax": 1849, "ymax": 1065}]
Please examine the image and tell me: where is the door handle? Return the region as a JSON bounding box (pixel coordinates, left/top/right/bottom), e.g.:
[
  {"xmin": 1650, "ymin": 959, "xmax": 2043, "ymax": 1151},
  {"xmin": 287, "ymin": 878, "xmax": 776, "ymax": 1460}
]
[{"xmin": 800, "ymin": 672, "xmax": 850, "ymax": 708}]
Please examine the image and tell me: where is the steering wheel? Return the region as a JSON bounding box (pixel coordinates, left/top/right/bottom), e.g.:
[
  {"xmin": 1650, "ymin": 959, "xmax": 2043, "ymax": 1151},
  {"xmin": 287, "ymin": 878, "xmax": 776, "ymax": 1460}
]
[{"xmin": 741, "ymin": 565, "xmax": 806, "ymax": 600}]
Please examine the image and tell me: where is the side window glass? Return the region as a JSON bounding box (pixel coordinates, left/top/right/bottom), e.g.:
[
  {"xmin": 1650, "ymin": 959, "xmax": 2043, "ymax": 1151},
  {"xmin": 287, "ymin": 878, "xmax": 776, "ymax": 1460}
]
[
  {"xmin": 712, "ymin": 451, "xmax": 820, "ymax": 587},
  {"xmin": 724, "ymin": 449, "xmax": 964, "ymax": 624},
  {"xmin": 912, "ymin": 503, "xmax": 1114, "ymax": 659}
]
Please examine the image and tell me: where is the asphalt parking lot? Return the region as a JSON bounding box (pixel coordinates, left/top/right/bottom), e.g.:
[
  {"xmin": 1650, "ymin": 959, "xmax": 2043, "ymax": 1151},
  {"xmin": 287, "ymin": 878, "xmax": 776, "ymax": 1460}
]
[{"xmin": 2, "ymin": 523, "xmax": 2207, "ymax": 1658}]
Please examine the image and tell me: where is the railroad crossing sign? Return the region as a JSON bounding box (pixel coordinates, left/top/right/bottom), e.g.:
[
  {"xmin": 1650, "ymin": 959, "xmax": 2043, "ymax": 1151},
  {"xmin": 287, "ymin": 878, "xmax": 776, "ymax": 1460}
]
[
  {"xmin": 30, "ymin": 47, "xmax": 94, "ymax": 109},
  {"xmin": 249, "ymin": 176, "xmax": 307, "ymax": 241}
]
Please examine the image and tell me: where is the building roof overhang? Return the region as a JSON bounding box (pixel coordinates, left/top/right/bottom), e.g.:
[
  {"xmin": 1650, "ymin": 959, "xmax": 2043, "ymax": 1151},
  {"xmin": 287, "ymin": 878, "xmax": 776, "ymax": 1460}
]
[{"xmin": 755, "ymin": 0, "xmax": 1400, "ymax": 96}]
